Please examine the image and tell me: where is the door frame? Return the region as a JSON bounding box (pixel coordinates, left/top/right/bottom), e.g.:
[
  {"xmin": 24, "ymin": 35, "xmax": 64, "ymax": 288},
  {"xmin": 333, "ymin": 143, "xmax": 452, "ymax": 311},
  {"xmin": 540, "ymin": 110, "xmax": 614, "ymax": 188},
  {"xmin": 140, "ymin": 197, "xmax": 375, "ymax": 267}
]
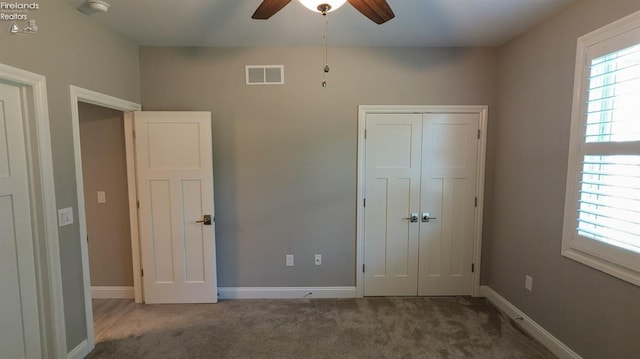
[
  {"xmin": 0, "ymin": 63, "xmax": 66, "ymax": 358},
  {"xmin": 69, "ymin": 85, "xmax": 141, "ymax": 355},
  {"xmin": 356, "ymin": 105, "xmax": 488, "ymax": 298}
]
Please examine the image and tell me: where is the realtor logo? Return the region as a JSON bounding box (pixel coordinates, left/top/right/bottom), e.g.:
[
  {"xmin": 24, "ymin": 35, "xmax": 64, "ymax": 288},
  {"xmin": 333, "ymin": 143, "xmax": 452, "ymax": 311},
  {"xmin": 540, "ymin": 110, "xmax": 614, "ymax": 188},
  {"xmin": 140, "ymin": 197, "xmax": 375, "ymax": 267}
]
[
  {"xmin": 8, "ymin": 18, "xmax": 36, "ymax": 34},
  {"xmin": 1, "ymin": 1, "xmax": 40, "ymax": 35}
]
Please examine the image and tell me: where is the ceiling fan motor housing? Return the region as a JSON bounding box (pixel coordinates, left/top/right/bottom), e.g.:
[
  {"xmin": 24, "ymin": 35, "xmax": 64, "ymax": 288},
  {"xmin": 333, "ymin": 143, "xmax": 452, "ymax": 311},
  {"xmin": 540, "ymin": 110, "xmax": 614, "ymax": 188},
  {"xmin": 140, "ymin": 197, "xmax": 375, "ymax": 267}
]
[{"xmin": 318, "ymin": 3, "xmax": 332, "ymax": 13}]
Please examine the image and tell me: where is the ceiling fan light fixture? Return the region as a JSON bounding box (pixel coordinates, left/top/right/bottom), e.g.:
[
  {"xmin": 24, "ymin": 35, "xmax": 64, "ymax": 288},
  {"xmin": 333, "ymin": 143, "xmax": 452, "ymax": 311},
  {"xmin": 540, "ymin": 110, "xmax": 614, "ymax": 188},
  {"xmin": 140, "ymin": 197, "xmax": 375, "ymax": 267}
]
[{"xmin": 298, "ymin": 0, "xmax": 347, "ymax": 13}]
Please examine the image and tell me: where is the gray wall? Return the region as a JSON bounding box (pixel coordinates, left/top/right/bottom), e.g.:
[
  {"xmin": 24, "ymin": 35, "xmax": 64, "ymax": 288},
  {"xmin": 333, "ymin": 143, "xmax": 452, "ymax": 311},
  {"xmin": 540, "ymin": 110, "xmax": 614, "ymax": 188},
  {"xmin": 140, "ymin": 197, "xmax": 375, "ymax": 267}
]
[
  {"xmin": 0, "ymin": 0, "xmax": 140, "ymax": 351},
  {"xmin": 79, "ymin": 102, "xmax": 133, "ymax": 287},
  {"xmin": 139, "ymin": 46, "xmax": 497, "ymax": 287},
  {"xmin": 484, "ymin": 0, "xmax": 640, "ymax": 357},
  {"xmin": 4, "ymin": 1, "xmax": 639, "ymax": 356}
]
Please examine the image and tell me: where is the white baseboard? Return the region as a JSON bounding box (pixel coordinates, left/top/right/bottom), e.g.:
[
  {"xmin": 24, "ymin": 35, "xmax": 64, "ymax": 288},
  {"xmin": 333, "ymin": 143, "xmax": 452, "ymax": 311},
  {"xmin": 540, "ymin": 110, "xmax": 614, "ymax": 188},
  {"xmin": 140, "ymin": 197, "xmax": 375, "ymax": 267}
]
[
  {"xmin": 218, "ymin": 286, "xmax": 357, "ymax": 299},
  {"xmin": 91, "ymin": 286, "xmax": 134, "ymax": 299},
  {"xmin": 67, "ymin": 339, "xmax": 92, "ymax": 359},
  {"xmin": 479, "ymin": 286, "xmax": 581, "ymax": 359}
]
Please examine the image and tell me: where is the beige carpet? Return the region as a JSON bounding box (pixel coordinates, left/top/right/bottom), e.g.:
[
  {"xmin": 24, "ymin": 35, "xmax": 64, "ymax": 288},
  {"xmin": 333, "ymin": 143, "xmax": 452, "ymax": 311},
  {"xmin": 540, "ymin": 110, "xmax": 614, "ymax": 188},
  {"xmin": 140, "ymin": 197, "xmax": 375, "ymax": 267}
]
[{"xmin": 88, "ymin": 297, "xmax": 555, "ymax": 358}]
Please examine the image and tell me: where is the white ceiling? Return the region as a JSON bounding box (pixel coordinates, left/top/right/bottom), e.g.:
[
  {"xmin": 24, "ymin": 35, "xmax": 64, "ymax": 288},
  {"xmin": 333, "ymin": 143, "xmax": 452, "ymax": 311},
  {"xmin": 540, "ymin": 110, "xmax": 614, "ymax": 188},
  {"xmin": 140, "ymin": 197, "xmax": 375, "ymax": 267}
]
[{"xmin": 65, "ymin": 0, "xmax": 575, "ymax": 47}]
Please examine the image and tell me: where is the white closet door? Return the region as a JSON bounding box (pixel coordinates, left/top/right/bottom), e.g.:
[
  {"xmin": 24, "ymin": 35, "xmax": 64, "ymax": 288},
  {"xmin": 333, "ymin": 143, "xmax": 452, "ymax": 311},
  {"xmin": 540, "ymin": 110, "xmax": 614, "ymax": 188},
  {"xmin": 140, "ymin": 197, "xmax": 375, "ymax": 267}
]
[
  {"xmin": 363, "ymin": 110, "xmax": 480, "ymax": 297},
  {"xmin": 363, "ymin": 113, "xmax": 423, "ymax": 296},
  {"xmin": 418, "ymin": 113, "xmax": 479, "ymax": 295}
]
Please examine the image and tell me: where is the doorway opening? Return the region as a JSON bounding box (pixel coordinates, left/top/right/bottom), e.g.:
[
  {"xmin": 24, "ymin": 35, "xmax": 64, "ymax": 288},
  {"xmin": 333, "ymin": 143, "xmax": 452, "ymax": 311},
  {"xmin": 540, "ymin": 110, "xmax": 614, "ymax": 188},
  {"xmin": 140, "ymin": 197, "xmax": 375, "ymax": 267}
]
[
  {"xmin": 70, "ymin": 85, "xmax": 141, "ymax": 357},
  {"xmin": 78, "ymin": 102, "xmax": 133, "ymax": 298},
  {"xmin": 77, "ymin": 102, "xmax": 136, "ymax": 343}
]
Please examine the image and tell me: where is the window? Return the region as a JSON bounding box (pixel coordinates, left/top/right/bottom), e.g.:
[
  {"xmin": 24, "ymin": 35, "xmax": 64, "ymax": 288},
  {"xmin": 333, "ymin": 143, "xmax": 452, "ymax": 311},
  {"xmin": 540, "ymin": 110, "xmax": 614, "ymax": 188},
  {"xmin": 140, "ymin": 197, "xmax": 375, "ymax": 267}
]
[{"xmin": 562, "ymin": 10, "xmax": 640, "ymax": 286}]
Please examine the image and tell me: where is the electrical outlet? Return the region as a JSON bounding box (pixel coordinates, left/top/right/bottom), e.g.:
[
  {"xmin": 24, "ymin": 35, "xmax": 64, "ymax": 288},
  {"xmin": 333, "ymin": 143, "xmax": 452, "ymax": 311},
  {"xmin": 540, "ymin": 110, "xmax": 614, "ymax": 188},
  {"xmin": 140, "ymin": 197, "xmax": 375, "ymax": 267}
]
[
  {"xmin": 315, "ymin": 254, "xmax": 322, "ymax": 266},
  {"xmin": 286, "ymin": 255, "xmax": 294, "ymax": 267},
  {"xmin": 525, "ymin": 275, "xmax": 533, "ymax": 291}
]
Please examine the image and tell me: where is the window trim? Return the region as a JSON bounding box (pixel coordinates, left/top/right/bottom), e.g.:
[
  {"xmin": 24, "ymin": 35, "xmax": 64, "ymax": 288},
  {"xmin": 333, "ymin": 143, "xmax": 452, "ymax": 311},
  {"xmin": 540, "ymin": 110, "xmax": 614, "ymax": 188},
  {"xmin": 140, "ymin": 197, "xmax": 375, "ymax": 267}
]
[{"xmin": 562, "ymin": 9, "xmax": 640, "ymax": 287}]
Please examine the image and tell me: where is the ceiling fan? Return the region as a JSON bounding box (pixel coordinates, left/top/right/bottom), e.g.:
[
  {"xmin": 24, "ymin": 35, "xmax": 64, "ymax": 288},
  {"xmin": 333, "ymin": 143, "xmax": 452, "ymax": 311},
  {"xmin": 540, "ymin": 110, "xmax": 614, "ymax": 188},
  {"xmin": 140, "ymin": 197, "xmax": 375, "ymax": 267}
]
[{"xmin": 252, "ymin": 0, "xmax": 395, "ymax": 24}]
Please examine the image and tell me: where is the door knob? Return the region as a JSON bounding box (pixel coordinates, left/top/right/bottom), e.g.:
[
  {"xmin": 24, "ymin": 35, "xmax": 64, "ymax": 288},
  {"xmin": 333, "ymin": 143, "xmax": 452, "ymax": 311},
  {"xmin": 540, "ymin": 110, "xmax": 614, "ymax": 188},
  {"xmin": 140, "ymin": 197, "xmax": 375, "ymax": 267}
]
[
  {"xmin": 404, "ymin": 213, "xmax": 418, "ymax": 223},
  {"xmin": 422, "ymin": 212, "xmax": 437, "ymax": 223},
  {"xmin": 196, "ymin": 214, "xmax": 212, "ymax": 225}
]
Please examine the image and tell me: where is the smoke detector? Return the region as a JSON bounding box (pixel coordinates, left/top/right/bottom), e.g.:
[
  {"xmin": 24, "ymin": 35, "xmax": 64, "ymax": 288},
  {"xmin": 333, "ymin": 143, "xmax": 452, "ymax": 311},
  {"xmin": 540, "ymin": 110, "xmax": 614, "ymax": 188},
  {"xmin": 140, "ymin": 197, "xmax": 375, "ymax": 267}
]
[{"xmin": 87, "ymin": 0, "xmax": 110, "ymax": 13}]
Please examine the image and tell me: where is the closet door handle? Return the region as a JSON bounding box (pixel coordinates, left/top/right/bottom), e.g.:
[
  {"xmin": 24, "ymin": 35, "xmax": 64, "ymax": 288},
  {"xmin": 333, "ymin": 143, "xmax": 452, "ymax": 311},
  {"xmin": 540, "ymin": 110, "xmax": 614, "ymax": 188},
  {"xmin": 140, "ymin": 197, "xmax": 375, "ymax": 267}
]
[
  {"xmin": 422, "ymin": 212, "xmax": 437, "ymax": 223},
  {"xmin": 196, "ymin": 214, "xmax": 212, "ymax": 225},
  {"xmin": 404, "ymin": 213, "xmax": 419, "ymax": 223}
]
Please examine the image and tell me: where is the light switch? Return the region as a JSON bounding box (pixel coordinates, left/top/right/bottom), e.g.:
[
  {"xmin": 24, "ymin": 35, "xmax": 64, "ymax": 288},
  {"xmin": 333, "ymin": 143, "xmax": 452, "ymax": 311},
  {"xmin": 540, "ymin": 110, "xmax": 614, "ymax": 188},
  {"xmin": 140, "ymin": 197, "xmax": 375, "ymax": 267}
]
[
  {"xmin": 525, "ymin": 275, "xmax": 533, "ymax": 292},
  {"xmin": 58, "ymin": 207, "xmax": 74, "ymax": 227},
  {"xmin": 97, "ymin": 191, "xmax": 106, "ymax": 203}
]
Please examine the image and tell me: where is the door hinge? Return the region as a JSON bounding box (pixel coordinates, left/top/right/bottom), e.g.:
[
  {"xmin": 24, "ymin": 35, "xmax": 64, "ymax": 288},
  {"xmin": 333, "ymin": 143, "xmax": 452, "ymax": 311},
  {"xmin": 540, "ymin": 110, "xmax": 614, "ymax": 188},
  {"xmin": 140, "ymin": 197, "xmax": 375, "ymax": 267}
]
[
  {"xmin": 137, "ymin": 200, "xmax": 140, "ymax": 209},
  {"xmin": 362, "ymin": 264, "xmax": 365, "ymax": 273},
  {"xmin": 477, "ymin": 129, "xmax": 481, "ymax": 139},
  {"xmin": 133, "ymin": 130, "xmax": 136, "ymax": 138},
  {"xmin": 471, "ymin": 263, "xmax": 475, "ymax": 273},
  {"xmin": 141, "ymin": 269, "xmax": 144, "ymax": 277},
  {"xmin": 363, "ymin": 198, "xmax": 366, "ymax": 207},
  {"xmin": 474, "ymin": 197, "xmax": 478, "ymax": 207},
  {"xmin": 364, "ymin": 129, "xmax": 367, "ymax": 139}
]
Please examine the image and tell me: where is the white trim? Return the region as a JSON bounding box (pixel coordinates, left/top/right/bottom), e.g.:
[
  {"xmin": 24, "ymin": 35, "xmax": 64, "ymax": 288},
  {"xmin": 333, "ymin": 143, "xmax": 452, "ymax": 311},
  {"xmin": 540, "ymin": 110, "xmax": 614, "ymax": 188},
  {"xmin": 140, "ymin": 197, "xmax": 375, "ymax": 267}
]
[
  {"xmin": 562, "ymin": 248, "xmax": 640, "ymax": 286},
  {"xmin": 70, "ymin": 85, "xmax": 141, "ymax": 356},
  {"xmin": 70, "ymin": 86, "xmax": 140, "ymax": 112},
  {"xmin": 577, "ymin": 8, "xmax": 640, "ymax": 46},
  {"xmin": 356, "ymin": 105, "xmax": 488, "ymax": 298},
  {"xmin": 66, "ymin": 339, "xmax": 88, "ymax": 359},
  {"xmin": 472, "ymin": 107, "xmax": 489, "ymax": 296},
  {"xmin": 91, "ymin": 286, "xmax": 135, "ymax": 299},
  {"xmin": 123, "ymin": 113, "xmax": 142, "ymax": 303},
  {"xmin": 218, "ymin": 287, "xmax": 357, "ymax": 299},
  {"xmin": 0, "ymin": 63, "xmax": 67, "ymax": 359},
  {"xmin": 355, "ymin": 107, "xmax": 366, "ymax": 298},
  {"xmin": 480, "ymin": 286, "xmax": 582, "ymax": 359},
  {"xmin": 561, "ymin": 9, "xmax": 640, "ymax": 287}
]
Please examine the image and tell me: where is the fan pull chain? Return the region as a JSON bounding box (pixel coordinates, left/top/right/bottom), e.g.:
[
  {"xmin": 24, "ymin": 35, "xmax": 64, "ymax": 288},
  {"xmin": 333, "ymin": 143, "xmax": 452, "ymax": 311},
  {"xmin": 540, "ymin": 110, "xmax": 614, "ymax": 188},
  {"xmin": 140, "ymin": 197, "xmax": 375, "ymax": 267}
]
[{"xmin": 322, "ymin": 9, "xmax": 329, "ymax": 87}]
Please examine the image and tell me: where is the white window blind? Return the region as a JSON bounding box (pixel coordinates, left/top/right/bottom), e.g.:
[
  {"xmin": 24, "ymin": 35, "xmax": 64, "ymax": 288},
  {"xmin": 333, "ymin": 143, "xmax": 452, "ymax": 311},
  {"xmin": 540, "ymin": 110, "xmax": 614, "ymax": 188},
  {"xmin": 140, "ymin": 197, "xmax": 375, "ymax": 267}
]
[
  {"xmin": 577, "ymin": 44, "xmax": 640, "ymax": 254},
  {"xmin": 585, "ymin": 44, "xmax": 640, "ymax": 143},
  {"xmin": 578, "ymin": 155, "xmax": 640, "ymax": 253},
  {"xmin": 563, "ymin": 10, "xmax": 640, "ymax": 286}
]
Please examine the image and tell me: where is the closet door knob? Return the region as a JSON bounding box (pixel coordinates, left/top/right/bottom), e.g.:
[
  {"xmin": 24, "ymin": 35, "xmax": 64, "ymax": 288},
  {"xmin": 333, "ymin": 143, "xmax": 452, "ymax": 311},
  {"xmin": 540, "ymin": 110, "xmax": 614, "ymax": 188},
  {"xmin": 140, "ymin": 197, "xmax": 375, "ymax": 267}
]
[
  {"xmin": 404, "ymin": 213, "xmax": 419, "ymax": 223},
  {"xmin": 422, "ymin": 212, "xmax": 437, "ymax": 223},
  {"xmin": 196, "ymin": 214, "xmax": 212, "ymax": 225}
]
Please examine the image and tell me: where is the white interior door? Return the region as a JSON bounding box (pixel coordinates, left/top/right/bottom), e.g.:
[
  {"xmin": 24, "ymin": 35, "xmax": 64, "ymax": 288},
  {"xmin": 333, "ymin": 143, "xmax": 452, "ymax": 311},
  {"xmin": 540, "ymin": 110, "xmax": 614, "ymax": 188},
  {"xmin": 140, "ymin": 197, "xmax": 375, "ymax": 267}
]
[
  {"xmin": 363, "ymin": 113, "xmax": 422, "ymax": 296},
  {"xmin": 0, "ymin": 82, "xmax": 41, "ymax": 357},
  {"xmin": 135, "ymin": 111, "xmax": 217, "ymax": 304},
  {"xmin": 363, "ymin": 111, "xmax": 480, "ymax": 296},
  {"xmin": 418, "ymin": 113, "xmax": 479, "ymax": 295}
]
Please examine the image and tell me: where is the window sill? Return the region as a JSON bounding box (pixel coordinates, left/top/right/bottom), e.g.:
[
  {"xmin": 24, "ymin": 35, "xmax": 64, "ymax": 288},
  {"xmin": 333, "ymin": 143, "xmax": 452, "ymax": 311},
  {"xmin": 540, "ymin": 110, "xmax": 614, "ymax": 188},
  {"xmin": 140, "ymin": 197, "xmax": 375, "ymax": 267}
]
[{"xmin": 562, "ymin": 247, "xmax": 640, "ymax": 287}]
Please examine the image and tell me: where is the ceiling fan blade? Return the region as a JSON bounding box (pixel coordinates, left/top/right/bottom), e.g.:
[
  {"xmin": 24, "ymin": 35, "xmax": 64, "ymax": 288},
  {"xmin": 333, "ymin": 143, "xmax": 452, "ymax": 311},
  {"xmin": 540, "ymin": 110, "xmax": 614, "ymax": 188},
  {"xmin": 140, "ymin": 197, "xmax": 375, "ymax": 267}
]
[
  {"xmin": 252, "ymin": 0, "xmax": 294, "ymax": 19},
  {"xmin": 348, "ymin": 0, "xmax": 395, "ymax": 24}
]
